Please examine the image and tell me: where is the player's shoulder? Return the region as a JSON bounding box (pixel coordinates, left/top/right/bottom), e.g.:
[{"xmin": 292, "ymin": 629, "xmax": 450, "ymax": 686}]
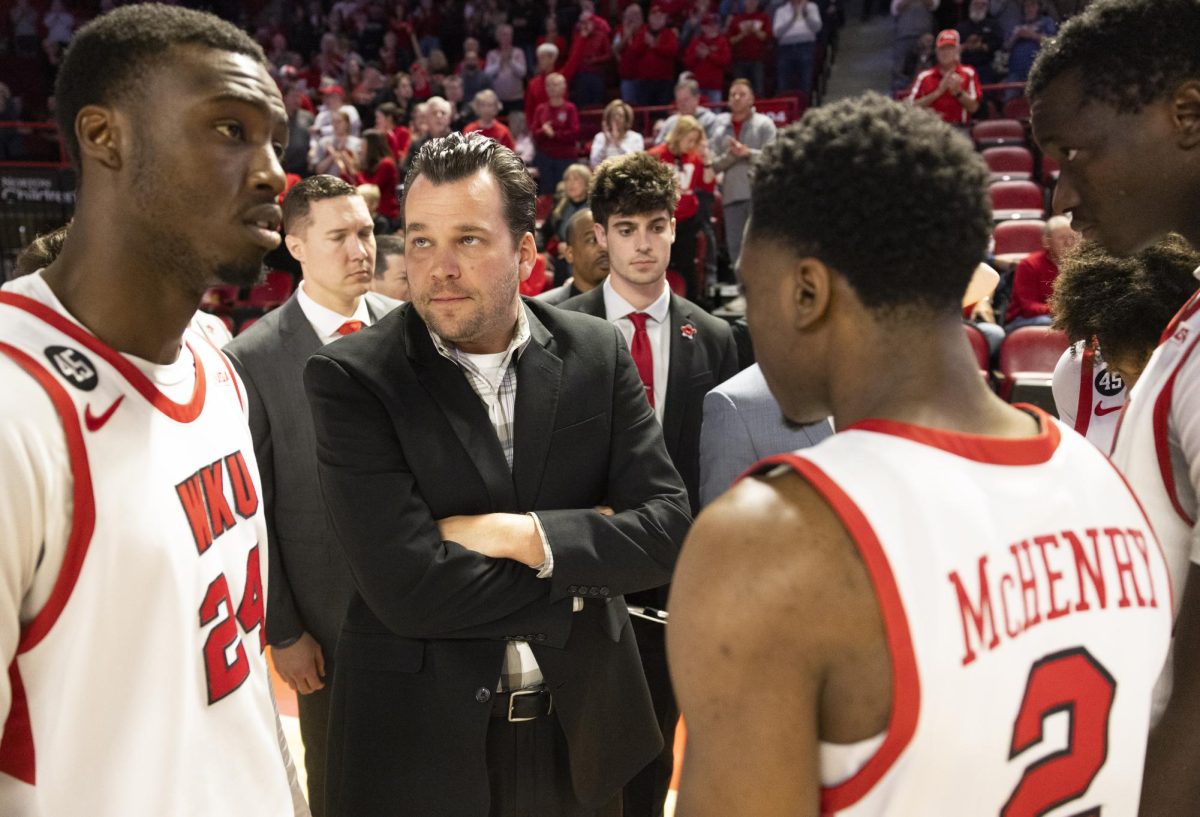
[{"xmin": 0, "ymin": 350, "xmax": 67, "ymax": 455}]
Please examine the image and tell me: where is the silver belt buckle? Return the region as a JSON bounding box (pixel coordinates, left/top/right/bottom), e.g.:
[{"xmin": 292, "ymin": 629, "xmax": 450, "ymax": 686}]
[{"xmin": 507, "ymin": 687, "xmax": 550, "ymax": 722}]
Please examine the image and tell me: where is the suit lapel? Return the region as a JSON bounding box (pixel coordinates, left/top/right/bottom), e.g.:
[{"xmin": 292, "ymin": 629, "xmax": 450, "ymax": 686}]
[
  {"xmin": 405, "ymin": 308, "xmax": 517, "ymax": 509},
  {"xmin": 572, "ymin": 287, "xmax": 607, "ymax": 318},
  {"xmin": 512, "ymin": 307, "xmax": 562, "ymax": 508},
  {"xmin": 277, "ymin": 294, "xmax": 325, "ymax": 366},
  {"xmin": 662, "ymin": 295, "xmax": 694, "ymax": 455}
]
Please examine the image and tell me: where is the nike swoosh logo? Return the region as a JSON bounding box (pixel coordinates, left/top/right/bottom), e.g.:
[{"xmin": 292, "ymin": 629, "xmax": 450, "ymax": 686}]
[
  {"xmin": 84, "ymin": 396, "xmax": 125, "ymax": 432},
  {"xmin": 1095, "ymin": 401, "xmax": 1122, "ymax": 417}
]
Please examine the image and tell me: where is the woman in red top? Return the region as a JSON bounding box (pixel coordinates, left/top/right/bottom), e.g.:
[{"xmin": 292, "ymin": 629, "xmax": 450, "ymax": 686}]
[
  {"xmin": 647, "ymin": 115, "xmax": 713, "ymax": 301},
  {"xmin": 357, "ymin": 129, "xmax": 401, "ymax": 228}
]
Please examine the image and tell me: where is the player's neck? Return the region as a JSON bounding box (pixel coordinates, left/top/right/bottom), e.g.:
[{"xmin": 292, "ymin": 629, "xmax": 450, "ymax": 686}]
[
  {"xmin": 41, "ymin": 212, "xmax": 201, "ymax": 365},
  {"xmin": 828, "ymin": 315, "xmax": 1035, "ymax": 438}
]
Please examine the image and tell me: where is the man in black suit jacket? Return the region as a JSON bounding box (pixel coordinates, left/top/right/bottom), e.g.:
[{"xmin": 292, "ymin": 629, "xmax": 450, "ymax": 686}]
[
  {"xmin": 304, "ymin": 133, "xmax": 691, "ymax": 817},
  {"xmin": 225, "ymin": 176, "xmax": 401, "ymax": 816},
  {"xmin": 559, "ymin": 152, "xmax": 739, "ymax": 817}
]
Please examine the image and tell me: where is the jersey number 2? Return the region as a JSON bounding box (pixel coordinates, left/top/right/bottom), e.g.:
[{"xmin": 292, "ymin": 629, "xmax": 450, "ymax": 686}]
[
  {"xmin": 198, "ymin": 546, "xmax": 266, "ymax": 704},
  {"xmin": 1001, "ymin": 647, "xmax": 1115, "ymax": 817}
]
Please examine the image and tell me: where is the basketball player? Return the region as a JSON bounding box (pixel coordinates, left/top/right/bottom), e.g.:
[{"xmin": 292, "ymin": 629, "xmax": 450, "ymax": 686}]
[
  {"xmin": 668, "ymin": 94, "xmax": 1173, "ymax": 816},
  {"xmin": 1027, "ymin": 2, "xmax": 1200, "ymax": 811},
  {"xmin": 1049, "ymin": 236, "xmax": 1200, "ymax": 453},
  {"xmin": 0, "ymin": 6, "xmax": 305, "ymax": 815}
]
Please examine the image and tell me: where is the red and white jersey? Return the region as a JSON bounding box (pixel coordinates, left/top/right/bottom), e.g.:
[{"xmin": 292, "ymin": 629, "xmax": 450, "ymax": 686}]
[
  {"xmin": 1051, "ymin": 339, "xmax": 1126, "ymax": 454},
  {"xmin": 757, "ymin": 409, "xmax": 1171, "ymax": 816},
  {"xmin": 0, "ymin": 275, "xmax": 295, "ymax": 816},
  {"xmin": 1111, "ymin": 285, "xmax": 1200, "ymax": 612},
  {"xmin": 907, "ymin": 63, "xmax": 981, "ymax": 125}
]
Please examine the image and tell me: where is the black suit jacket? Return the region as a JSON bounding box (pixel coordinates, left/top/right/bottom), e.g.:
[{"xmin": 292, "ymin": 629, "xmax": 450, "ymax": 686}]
[
  {"xmin": 303, "ymin": 299, "xmax": 691, "ymax": 817},
  {"xmin": 558, "ymin": 287, "xmax": 740, "ymax": 516},
  {"xmin": 224, "ymin": 292, "xmax": 399, "ymax": 656}
]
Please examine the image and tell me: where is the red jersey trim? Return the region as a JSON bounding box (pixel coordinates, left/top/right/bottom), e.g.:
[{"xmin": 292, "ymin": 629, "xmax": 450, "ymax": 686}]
[
  {"xmin": 1074, "ymin": 342, "xmax": 1095, "ymax": 438},
  {"xmin": 0, "ymin": 292, "xmax": 207, "ymax": 422},
  {"xmin": 846, "ymin": 405, "xmax": 1060, "ymax": 466},
  {"xmin": 1096, "ymin": 451, "xmax": 1176, "ymax": 615},
  {"xmin": 1159, "ymin": 286, "xmax": 1200, "ymax": 346},
  {"xmin": 196, "ymin": 330, "xmax": 245, "ymax": 412},
  {"xmin": 0, "ymin": 662, "xmax": 35, "ymax": 783},
  {"xmin": 746, "ymin": 453, "xmax": 920, "ymax": 813},
  {"xmin": 1151, "ymin": 332, "xmax": 1200, "ymax": 528},
  {"xmin": 0, "ymin": 342, "xmax": 97, "ymax": 652}
]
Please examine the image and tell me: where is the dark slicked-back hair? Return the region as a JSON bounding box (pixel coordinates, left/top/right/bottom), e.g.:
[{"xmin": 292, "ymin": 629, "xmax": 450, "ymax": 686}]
[
  {"xmin": 283, "ymin": 174, "xmax": 359, "ymax": 233},
  {"xmin": 404, "ymin": 131, "xmax": 536, "ymax": 247},
  {"xmin": 374, "ymin": 234, "xmax": 405, "ymax": 277},
  {"xmin": 589, "ymin": 152, "xmax": 679, "ymax": 232},
  {"xmin": 56, "ymin": 4, "xmax": 265, "ymax": 170},
  {"xmin": 1028, "ymin": 0, "xmax": 1200, "ymax": 113},
  {"xmin": 1051, "ymin": 235, "xmax": 1200, "ymax": 366},
  {"xmin": 749, "ymin": 92, "xmax": 992, "ymax": 314}
]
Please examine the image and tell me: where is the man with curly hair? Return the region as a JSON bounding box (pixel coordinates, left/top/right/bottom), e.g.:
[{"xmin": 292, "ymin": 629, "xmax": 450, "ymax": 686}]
[
  {"xmin": 668, "ymin": 93, "xmax": 1172, "ymax": 816},
  {"xmin": 1049, "ymin": 236, "xmax": 1200, "ymax": 453},
  {"xmin": 1028, "ymin": 3, "xmax": 1200, "ymax": 811}
]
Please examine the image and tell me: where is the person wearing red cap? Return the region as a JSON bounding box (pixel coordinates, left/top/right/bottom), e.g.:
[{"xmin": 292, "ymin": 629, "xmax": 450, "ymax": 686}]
[
  {"xmin": 683, "ymin": 14, "xmax": 733, "ymax": 104},
  {"xmin": 311, "ymin": 83, "xmax": 363, "ymax": 141},
  {"xmin": 626, "ymin": 4, "xmax": 680, "ymax": 107},
  {"xmin": 907, "ymin": 29, "xmax": 982, "ymax": 126}
]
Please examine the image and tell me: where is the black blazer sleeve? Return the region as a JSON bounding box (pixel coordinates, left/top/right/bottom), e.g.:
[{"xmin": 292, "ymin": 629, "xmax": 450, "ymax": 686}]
[{"xmin": 304, "ymin": 352, "xmax": 575, "ymax": 643}]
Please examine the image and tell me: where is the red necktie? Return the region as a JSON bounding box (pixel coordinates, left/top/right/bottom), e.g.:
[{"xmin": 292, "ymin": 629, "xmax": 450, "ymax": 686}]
[
  {"xmin": 336, "ymin": 320, "xmax": 363, "ymax": 336},
  {"xmin": 627, "ymin": 312, "xmax": 654, "ymax": 408}
]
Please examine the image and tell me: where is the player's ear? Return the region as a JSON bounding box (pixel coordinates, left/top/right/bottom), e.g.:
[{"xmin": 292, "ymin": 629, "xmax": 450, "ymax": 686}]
[
  {"xmin": 1171, "ymin": 80, "xmax": 1200, "ymax": 150},
  {"xmin": 76, "ymin": 105, "xmax": 125, "ymax": 171},
  {"xmin": 789, "ymin": 256, "xmax": 831, "ymax": 330}
]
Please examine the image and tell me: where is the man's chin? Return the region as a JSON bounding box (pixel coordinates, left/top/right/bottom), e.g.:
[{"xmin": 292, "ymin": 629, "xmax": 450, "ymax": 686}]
[{"xmin": 214, "ymin": 260, "xmax": 267, "ymax": 289}]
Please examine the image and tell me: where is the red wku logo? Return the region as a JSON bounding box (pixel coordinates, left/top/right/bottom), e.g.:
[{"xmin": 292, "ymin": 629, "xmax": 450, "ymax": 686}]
[{"xmin": 175, "ymin": 451, "xmax": 259, "ymax": 554}]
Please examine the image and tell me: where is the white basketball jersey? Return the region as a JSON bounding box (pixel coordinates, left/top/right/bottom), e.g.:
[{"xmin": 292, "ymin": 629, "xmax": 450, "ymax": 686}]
[
  {"xmin": 0, "ymin": 288, "xmax": 293, "ymax": 816},
  {"xmin": 1052, "ymin": 340, "xmax": 1126, "ymax": 454},
  {"xmin": 1111, "ymin": 287, "xmax": 1200, "ymax": 611},
  {"xmin": 759, "ymin": 409, "xmax": 1171, "ymax": 816}
]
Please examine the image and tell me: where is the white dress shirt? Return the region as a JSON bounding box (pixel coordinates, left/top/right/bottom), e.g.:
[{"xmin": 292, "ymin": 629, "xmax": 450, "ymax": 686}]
[
  {"xmin": 603, "ymin": 277, "xmax": 672, "ymax": 425},
  {"xmin": 296, "ymin": 281, "xmax": 372, "ymax": 344}
]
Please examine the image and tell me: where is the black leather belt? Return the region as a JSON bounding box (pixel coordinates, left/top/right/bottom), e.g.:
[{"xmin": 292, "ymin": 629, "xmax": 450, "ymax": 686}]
[{"xmin": 492, "ymin": 687, "xmax": 554, "ymax": 722}]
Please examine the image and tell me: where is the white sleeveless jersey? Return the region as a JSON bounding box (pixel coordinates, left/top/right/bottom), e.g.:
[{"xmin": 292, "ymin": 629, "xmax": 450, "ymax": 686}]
[
  {"xmin": 1111, "ymin": 287, "xmax": 1200, "ymax": 612},
  {"xmin": 1052, "ymin": 340, "xmax": 1126, "ymax": 454},
  {"xmin": 0, "ymin": 288, "xmax": 294, "ymax": 816},
  {"xmin": 758, "ymin": 409, "xmax": 1172, "ymax": 817}
]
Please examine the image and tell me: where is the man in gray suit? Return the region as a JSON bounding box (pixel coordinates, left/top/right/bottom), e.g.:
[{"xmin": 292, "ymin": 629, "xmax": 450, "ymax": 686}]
[
  {"xmin": 711, "ymin": 79, "xmax": 777, "ymax": 270},
  {"xmin": 224, "ymin": 175, "xmax": 401, "ymax": 816},
  {"xmin": 699, "ymin": 364, "xmax": 833, "ymax": 507}
]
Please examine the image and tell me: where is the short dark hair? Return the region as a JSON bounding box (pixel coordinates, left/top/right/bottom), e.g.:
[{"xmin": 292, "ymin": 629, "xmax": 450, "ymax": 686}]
[
  {"xmin": 1027, "ymin": 0, "xmax": 1200, "ymax": 114},
  {"xmin": 374, "ymin": 234, "xmax": 405, "ymax": 277},
  {"xmin": 1051, "ymin": 235, "xmax": 1200, "ymax": 365},
  {"xmin": 283, "ymin": 174, "xmax": 359, "ymax": 233},
  {"xmin": 589, "ymin": 152, "xmax": 679, "ymax": 232},
  {"xmin": 564, "ymin": 207, "xmax": 594, "ymax": 244},
  {"xmin": 56, "ymin": 4, "xmax": 265, "ymax": 170},
  {"xmin": 377, "ymin": 101, "xmax": 400, "ymax": 124},
  {"xmin": 749, "ymin": 92, "xmax": 992, "ymax": 314},
  {"xmin": 403, "ymin": 131, "xmax": 536, "ymax": 247}
]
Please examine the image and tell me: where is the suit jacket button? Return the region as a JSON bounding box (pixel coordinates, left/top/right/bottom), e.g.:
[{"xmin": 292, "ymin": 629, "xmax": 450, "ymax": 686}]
[
  {"xmin": 568, "ymin": 585, "xmax": 578, "ymax": 594},
  {"xmin": 600, "ymin": 586, "xmax": 609, "ymax": 595},
  {"xmin": 537, "ymin": 634, "xmax": 547, "ymax": 641},
  {"xmin": 475, "ymin": 687, "xmax": 491, "ymax": 703},
  {"xmin": 591, "ymin": 586, "xmax": 600, "ymax": 595}
]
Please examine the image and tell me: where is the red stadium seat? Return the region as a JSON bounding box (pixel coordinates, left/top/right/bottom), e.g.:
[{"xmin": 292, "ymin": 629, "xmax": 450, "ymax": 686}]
[
  {"xmin": 972, "ymin": 119, "xmax": 1026, "ymax": 148},
  {"xmin": 219, "ymin": 313, "xmax": 235, "ymax": 334},
  {"xmin": 989, "ymin": 180, "xmax": 1045, "ymax": 221},
  {"xmin": 1002, "ymin": 96, "xmax": 1031, "ymax": 120},
  {"xmin": 535, "ymin": 194, "xmax": 554, "ymax": 228},
  {"xmin": 992, "ymin": 219, "xmax": 1046, "ymax": 257},
  {"xmin": 981, "ymin": 146, "xmax": 1034, "ymax": 182},
  {"xmin": 996, "ymin": 326, "xmax": 1069, "ymax": 402},
  {"xmin": 1041, "ymin": 155, "xmax": 1060, "ymax": 183},
  {"xmin": 963, "ymin": 322, "xmax": 991, "ymax": 379}
]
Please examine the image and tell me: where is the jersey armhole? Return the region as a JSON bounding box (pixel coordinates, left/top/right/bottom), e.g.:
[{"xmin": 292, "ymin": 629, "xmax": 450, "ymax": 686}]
[
  {"xmin": 751, "ymin": 453, "xmax": 921, "ymax": 814},
  {"xmin": 0, "ymin": 343, "xmax": 96, "ymax": 652},
  {"xmin": 1153, "ymin": 334, "xmax": 1200, "ymax": 529}
]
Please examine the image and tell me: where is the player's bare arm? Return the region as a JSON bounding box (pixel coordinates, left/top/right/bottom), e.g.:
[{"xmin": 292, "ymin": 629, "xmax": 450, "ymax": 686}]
[{"xmin": 668, "ymin": 469, "xmax": 890, "ymax": 817}]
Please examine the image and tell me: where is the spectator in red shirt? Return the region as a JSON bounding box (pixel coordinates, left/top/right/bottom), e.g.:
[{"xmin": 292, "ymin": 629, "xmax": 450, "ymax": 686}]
[
  {"xmin": 728, "ymin": 0, "xmax": 773, "ymax": 95},
  {"xmin": 683, "ymin": 14, "xmax": 733, "ymax": 104},
  {"xmin": 614, "ymin": 3, "xmax": 646, "ymax": 103},
  {"xmin": 1006, "ymin": 216, "xmax": 1080, "ymax": 329},
  {"xmin": 537, "ymin": 15, "xmax": 569, "ymax": 68},
  {"xmin": 628, "ymin": 4, "xmax": 681, "ymax": 106},
  {"xmin": 531, "ymin": 73, "xmax": 581, "ymax": 195},
  {"xmin": 908, "ymin": 29, "xmax": 983, "ymax": 126},
  {"xmin": 647, "ymin": 115, "xmax": 713, "ymax": 301},
  {"xmin": 570, "ymin": 0, "xmax": 614, "ymax": 107},
  {"xmin": 463, "ymin": 90, "xmax": 517, "ymax": 151},
  {"xmin": 525, "ymin": 43, "xmax": 561, "ymax": 125},
  {"xmin": 374, "ymin": 102, "xmax": 412, "ymax": 164},
  {"xmin": 357, "ymin": 129, "xmax": 401, "ymax": 228}
]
